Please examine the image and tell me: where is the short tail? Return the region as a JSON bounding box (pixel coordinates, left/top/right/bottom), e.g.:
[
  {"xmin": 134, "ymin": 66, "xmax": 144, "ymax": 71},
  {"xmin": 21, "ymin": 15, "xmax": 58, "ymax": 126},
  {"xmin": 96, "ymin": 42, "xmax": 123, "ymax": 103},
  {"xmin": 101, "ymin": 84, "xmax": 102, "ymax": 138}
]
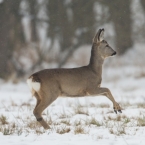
[{"xmin": 27, "ymin": 76, "xmax": 41, "ymax": 96}]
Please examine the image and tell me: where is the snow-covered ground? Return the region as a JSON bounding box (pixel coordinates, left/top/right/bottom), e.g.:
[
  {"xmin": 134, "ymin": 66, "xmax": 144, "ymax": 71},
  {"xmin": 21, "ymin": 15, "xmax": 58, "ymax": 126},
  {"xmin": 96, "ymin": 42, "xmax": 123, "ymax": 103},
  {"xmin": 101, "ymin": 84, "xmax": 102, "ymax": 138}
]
[{"xmin": 0, "ymin": 43, "xmax": 145, "ymax": 145}]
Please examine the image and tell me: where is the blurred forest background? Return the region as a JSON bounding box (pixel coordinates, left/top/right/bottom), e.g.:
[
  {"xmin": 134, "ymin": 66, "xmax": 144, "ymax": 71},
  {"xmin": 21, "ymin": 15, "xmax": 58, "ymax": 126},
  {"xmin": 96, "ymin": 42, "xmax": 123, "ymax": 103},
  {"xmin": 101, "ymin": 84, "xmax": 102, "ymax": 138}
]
[{"xmin": 0, "ymin": 0, "xmax": 145, "ymax": 81}]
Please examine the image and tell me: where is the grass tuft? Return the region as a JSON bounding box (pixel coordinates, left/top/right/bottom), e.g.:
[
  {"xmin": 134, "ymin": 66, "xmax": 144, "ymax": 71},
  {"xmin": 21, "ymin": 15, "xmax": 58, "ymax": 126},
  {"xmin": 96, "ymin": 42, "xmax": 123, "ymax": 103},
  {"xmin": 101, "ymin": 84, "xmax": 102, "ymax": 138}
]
[
  {"xmin": 60, "ymin": 119, "xmax": 71, "ymax": 126},
  {"xmin": 89, "ymin": 117, "xmax": 102, "ymax": 126},
  {"xmin": 137, "ymin": 116, "xmax": 145, "ymax": 126},
  {"xmin": 0, "ymin": 115, "xmax": 9, "ymax": 125},
  {"xmin": 74, "ymin": 107, "xmax": 89, "ymax": 116},
  {"xmin": 56, "ymin": 126, "xmax": 71, "ymax": 134},
  {"xmin": 74, "ymin": 126, "xmax": 87, "ymax": 134}
]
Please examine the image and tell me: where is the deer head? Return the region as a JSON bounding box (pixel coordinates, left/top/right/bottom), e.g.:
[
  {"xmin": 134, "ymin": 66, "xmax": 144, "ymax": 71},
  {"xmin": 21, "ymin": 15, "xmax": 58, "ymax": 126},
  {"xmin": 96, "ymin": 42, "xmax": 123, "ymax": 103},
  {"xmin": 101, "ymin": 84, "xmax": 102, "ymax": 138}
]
[{"xmin": 93, "ymin": 28, "xmax": 116, "ymax": 59}]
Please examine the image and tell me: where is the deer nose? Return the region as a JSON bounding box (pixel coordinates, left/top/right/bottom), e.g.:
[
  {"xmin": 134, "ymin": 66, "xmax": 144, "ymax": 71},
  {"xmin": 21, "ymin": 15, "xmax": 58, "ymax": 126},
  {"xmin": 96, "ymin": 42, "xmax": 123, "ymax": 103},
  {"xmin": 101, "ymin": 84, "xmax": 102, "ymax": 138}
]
[{"xmin": 111, "ymin": 51, "xmax": 116, "ymax": 56}]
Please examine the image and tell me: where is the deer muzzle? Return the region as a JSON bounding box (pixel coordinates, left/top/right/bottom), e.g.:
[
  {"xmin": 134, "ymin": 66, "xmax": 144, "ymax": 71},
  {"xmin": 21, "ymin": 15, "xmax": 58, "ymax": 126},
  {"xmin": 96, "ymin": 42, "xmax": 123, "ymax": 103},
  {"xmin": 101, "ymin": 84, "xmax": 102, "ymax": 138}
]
[{"xmin": 111, "ymin": 51, "xmax": 117, "ymax": 56}]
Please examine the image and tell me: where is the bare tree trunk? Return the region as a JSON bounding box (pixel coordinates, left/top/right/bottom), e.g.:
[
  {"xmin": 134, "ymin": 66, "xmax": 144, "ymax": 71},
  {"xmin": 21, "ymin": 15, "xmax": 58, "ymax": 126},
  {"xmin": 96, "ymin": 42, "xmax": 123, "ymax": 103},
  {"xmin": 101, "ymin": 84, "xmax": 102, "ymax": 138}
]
[
  {"xmin": 28, "ymin": 0, "xmax": 39, "ymax": 42},
  {"xmin": 47, "ymin": 0, "xmax": 73, "ymax": 52},
  {"xmin": 102, "ymin": 0, "xmax": 133, "ymax": 55},
  {"xmin": 71, "ymin": 0, "xmax": 95, "ymax": 44},
  {"xmin": 57, "ymin": 0, "xmax": 96, "ymax": 67},
  {"xmin": 0, "ymin": 0, "xmax": 25, "ymax": 79},
  {"xmin": 141, "ymin": 0, "xmax": 145, "ymax": 9},
  {"xmin": 140, "ymin": 0, "xmax": 145, "ymax": 39}
]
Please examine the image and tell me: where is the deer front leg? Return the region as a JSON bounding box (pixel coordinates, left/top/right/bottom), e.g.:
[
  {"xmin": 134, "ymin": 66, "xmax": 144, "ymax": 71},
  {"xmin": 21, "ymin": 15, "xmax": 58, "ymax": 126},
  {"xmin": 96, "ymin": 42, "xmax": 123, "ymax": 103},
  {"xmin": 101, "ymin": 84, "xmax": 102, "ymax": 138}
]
[{"xmin": 88, "ymin": 87, "xmax": 122, "ymax": 113}]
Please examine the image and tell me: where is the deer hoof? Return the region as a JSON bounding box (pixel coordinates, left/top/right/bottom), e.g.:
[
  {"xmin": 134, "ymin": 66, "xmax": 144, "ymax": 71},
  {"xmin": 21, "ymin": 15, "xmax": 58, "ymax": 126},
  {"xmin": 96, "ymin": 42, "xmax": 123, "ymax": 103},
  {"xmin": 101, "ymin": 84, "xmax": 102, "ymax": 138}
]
[
  {"xmin": 39, "ymin": 119, "xmax": 50, "ymax": 130},
  {"xmin": 118, "ymin": 110, "xmax": 122, "ymax": 113},
  {"xmin": 114, "ymin": 109, "xmax": 117, "ymax": 114},
  {"xmin": 113, "ymin": 103, "xmax": 122, "ymax": 114},
  {"xmin": 43, "ymin": 123, "xmax": 50, "ymax": 130},
  {"xmin": 114, "ymin": 108, "xmax": 122, "ymax": 114}
]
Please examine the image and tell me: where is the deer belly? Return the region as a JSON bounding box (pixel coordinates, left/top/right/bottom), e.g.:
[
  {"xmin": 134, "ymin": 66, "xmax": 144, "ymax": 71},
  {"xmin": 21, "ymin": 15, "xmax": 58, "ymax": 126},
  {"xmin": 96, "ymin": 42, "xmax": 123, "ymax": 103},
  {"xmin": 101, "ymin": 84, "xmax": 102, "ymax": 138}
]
[{"xmin": 60, "ymin": 84, "xmax": 86, "ymax": 97}]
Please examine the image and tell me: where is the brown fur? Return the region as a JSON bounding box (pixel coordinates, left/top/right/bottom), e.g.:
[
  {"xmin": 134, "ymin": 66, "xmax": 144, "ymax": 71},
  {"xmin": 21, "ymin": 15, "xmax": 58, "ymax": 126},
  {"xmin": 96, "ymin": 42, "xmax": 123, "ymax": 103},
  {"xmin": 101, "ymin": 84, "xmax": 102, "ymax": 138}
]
[{"xmin": 27, "ymin": 29, "xmax": 122, "ymax": 129}]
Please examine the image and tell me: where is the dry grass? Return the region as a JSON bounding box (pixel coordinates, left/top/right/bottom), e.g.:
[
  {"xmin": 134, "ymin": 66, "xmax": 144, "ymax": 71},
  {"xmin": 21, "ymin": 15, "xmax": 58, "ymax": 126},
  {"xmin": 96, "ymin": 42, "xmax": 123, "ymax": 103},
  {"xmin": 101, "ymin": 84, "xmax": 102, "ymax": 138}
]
[
  {"xmin": 0, "ymin": 115, "xmax": 9, "ymax": 125},
  {"xmin": 46, "ymin": 116, "xmax": 53, "ymax": 125},
  {"xmin": 90, "ymin": 103, "xmax": 97, "ymax": 107},
  {"xmin": 34, "ymin": 129, "xmax": 45, "ymax": 135},
  {"xmin": 109, "ymin": 128, "xmax": 114, "ymax": 134},
  {"xmin": 74, "ymin": 120, "xmax": 82, "ymax": 126},
  {"xmin": 136, "ymin": 103, "xmax": 145, "ymax": 108},
  {"xmin": 107, "ymin": 115, "xmax": 122, "ymax": 122},
  {"xmin": 117, "ymin": 126, "xmax": 126, "ymax": 135},
  {"xmin": 123, "ymin": 118, "xmax": 130, "ymax": 124},
  {"xmin": 98, "ymin": 104, "xmax": 110, "ymax": 108},
  {"xmin": 74, "ymin": 126, "xmax": 87, "ymax": 134},
  {"xmin": 26, "ymin": 120, "xmax": 42, "ymax": 129},
  {"xmin": 58, "ymin": 113, "xmax": 72, "ymax": 119},
  {"xmin": 97, "ymin": 135, "xmax": 103, "ymax": 139},
  {"xmin": 121, "ymin": 102, "xmax": 145, "ymax": 108},
  {"xmin": 137, "ymin": 116, "xmax": 145, "ymax": 126},
  {"xmin": 0, "ymin": 122, "xmax": 23, "ymax": 135},
  {"xmin": 90, "ymin": 103, "xmax": 110, "ymax": 108},
  {"xmin": 55, "ymin": 126, "xmax": 71, "ymax": 134},
  {"xmin": 74, "ymin": 107, "xmax": 89, "ymax": 116},
  {"xmin": 60, "ymin": 119, "xmax": 71, "ymax": 126},
  {"xmin": 1, "ymin": 99, "xmax": 145, "ymax": 136},
  {"xmin": 109, "ymin": 126, "xmax": 126, "ymax": 136},
  {"xmin": 1, "ymin": 127, "xmax": 14, "ymax": 135},
  {"xmin": 135, "ymin": 70, "xmax": 145, "ymax": 78},
  {"xmin": 89, "ymin": 117, "xmax": 102, "ymax": 126},
  {"xmin": 0, "ymin": 110, "xmax": 138, "ymax": 136}
]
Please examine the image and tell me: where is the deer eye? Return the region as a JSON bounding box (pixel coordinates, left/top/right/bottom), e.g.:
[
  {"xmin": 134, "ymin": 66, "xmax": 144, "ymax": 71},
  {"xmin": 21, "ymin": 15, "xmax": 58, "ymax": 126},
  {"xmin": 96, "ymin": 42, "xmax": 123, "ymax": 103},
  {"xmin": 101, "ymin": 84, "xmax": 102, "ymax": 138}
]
[{"xmin": 106, "ymin": 45, "xmax": 109, "ymax": 47}]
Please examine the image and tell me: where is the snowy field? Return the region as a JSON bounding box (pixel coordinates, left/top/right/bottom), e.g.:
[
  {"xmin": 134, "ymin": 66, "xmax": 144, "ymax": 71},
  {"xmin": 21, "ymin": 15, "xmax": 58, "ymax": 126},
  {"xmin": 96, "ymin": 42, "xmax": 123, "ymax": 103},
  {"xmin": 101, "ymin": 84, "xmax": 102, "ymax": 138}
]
[{"xmin": 0, "ymin": 44, "xmax": 145, "ymax": 145}]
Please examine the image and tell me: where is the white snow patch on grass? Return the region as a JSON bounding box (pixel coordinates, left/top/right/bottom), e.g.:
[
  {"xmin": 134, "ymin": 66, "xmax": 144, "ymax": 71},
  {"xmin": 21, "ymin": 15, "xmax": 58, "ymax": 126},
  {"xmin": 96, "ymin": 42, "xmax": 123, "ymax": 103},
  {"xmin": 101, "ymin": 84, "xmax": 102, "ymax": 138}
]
[{"xmin": 0, "ymin": 43, "xmax": 145, "ymax": 145}]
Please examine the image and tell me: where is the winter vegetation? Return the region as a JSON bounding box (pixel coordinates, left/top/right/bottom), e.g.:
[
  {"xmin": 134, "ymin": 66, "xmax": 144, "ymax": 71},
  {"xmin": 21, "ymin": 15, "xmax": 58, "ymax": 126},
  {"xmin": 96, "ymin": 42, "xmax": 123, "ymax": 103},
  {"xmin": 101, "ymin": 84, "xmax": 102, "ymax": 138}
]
[{"xmin": 0, "ymin": 0, "xmax": 145, "ymax": 145}]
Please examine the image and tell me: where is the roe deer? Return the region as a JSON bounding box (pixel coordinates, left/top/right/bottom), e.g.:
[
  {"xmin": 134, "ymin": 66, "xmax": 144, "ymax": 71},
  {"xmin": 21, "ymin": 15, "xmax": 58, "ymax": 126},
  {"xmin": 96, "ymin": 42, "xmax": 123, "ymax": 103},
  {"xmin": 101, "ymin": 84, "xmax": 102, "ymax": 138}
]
[{"xmin": 27, "ymin": 28, "xmax": 122, "ymax": 129}]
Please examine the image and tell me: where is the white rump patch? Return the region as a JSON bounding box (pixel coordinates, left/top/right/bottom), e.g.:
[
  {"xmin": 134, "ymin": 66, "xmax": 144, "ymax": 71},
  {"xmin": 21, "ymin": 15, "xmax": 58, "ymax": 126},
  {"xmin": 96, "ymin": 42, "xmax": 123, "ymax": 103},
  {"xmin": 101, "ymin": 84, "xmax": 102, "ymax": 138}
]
[
  {"xmin": 32, "ymin": 82, "xmax": 40, "ymax": 92},
  {"xmin": 27, "ymin": 78, "xmax": 41, "ymax": 92},
  {"xmin": 27, "ymin": 78, "xmax": 33, "ymax": 91}
]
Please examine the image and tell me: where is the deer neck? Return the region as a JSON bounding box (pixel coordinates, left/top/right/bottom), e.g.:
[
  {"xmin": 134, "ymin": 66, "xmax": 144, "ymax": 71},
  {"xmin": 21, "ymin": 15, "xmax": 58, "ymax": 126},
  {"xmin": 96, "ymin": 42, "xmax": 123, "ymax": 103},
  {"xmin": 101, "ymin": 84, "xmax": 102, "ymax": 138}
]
[{"xmin": 88, "ymin": 47, "xmax": 104, "ymax": 74}]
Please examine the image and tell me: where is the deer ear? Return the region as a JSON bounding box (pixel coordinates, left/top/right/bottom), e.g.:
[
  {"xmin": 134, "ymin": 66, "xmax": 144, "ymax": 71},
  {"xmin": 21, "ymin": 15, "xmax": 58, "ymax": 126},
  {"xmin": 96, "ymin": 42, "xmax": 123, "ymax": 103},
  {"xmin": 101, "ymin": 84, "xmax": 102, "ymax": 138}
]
[
  {"xmin": 99, "ymin": 28, "xmax": 104, "ymax": 41},
  {"xmin": 93, "ymin": 28, "xmax": 104, "ymax": 43}
]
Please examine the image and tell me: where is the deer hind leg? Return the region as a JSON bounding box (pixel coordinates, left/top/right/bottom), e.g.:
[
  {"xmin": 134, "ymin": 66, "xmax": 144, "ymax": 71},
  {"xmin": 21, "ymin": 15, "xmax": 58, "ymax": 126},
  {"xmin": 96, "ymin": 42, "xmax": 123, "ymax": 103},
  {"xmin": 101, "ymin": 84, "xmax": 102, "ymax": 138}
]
[
  {"xmin": 34, "ymin": 92, "xmax": 41, "ymax": 110},
  {"xmin": 33, "ymin": 91, "xmax": 58, "ymax": 129}
]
